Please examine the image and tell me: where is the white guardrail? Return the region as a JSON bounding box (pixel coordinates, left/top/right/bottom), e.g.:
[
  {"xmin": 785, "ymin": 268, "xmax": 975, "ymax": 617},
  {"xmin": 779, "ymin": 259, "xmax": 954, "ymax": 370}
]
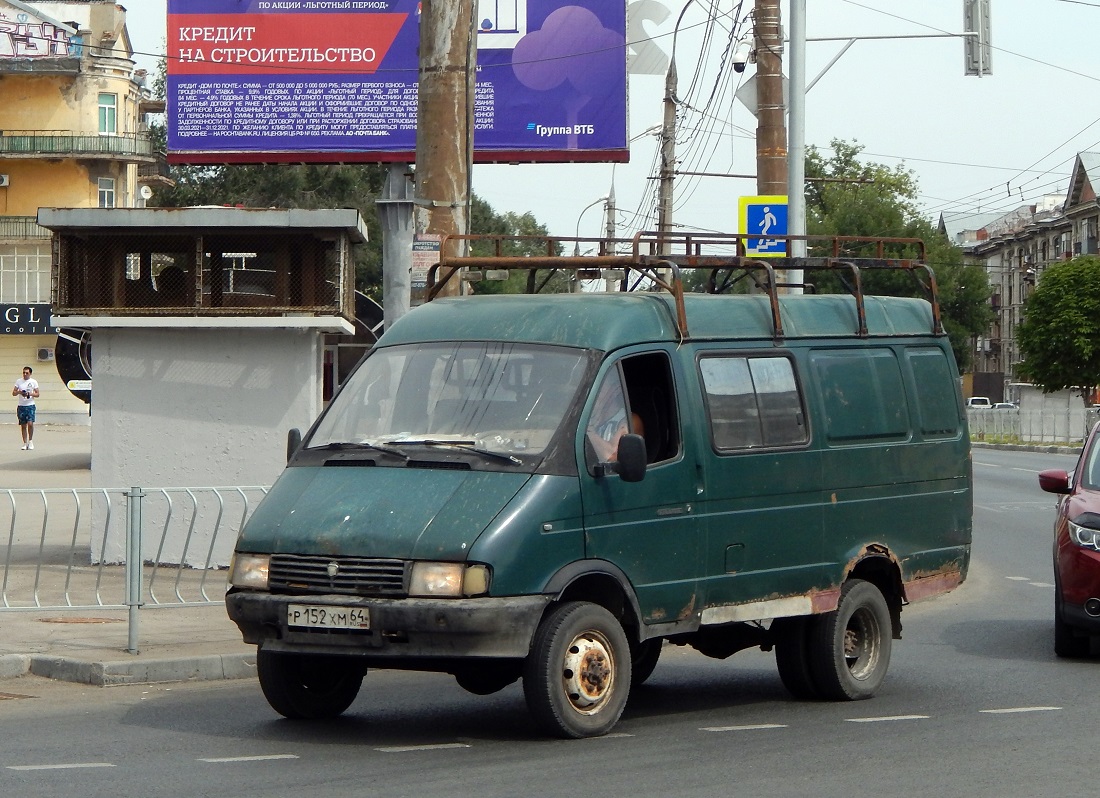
[{"xmin": 0, "ymin": 486, "xmax": 268, "ymax": 652}]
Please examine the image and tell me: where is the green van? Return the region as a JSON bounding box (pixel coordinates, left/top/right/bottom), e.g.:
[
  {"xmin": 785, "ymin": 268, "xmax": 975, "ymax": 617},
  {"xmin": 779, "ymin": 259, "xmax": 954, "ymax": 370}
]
[{"xmin": 226, "ymin": 242, "xmax": 972, "ymax": 738}]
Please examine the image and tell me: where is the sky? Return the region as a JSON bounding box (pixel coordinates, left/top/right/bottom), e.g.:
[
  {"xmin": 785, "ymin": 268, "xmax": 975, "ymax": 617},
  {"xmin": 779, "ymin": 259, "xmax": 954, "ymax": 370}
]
[{"xmin": 123, "ymin": 0, "xmax": 1100, "ymax": 242}]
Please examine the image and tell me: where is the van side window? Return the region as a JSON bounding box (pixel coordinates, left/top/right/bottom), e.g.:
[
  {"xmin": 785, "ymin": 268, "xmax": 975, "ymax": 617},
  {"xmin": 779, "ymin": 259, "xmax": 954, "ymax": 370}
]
[
  {"xmin": 699, "ymin": 355, "xmax": 807, "ymax": 449},
  {"xmin": 905, "ymin": 348, "xmax": 960, "ymax": 437},
  {"xmin": 585, "ymin": 351, "xmax": 680, "ymax": 471},
  {"xmin": 811, "ymin": 349, "xmax": 908, "ymax": 443}
]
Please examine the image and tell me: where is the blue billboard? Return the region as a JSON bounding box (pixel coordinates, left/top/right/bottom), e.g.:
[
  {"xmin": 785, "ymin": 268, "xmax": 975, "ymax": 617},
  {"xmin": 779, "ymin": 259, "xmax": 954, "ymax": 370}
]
[{"xmin": 166, "ymin": 1, "xmax": 628, "ymax": 164}]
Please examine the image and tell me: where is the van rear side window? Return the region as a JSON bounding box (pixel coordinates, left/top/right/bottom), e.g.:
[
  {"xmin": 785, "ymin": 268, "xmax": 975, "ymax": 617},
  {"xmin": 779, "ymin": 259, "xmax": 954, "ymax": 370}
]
[
  {"xmin": 811, "ymin": 349, "xmax": 908, "ymax": 443},
  {"xmin": 699, "ymin": 355, "xmax": 808, "ymax": 449},
  {"xmin": 906, "ymin": 347, "xmax": 960, "ymax": 437}
]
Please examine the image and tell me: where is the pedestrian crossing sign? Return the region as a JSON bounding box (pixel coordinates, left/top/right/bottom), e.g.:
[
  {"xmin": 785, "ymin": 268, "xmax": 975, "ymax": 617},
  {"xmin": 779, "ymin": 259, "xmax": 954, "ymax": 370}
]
[{"xmin": 739, "ymin": 195, "xmax": 788, "ymax": 257}]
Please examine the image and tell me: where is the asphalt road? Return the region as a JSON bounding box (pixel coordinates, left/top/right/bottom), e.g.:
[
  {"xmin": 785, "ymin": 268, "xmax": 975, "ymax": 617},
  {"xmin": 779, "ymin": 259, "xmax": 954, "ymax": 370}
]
[{"xmin": 0, "ymin": 446, "xmax": 1092, "ymax": 798}]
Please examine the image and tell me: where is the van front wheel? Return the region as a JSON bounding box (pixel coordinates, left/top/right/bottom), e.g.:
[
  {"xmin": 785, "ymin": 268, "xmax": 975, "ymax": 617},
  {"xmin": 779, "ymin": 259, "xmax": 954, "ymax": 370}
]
[
  {"xmin": 808, "ymin": 579, "xmax": 892, "ymax": 700},
  {"xmin": 256, "ymin": 649, "xmax": 365, "ymax": 719},
  {"xmin": 523, "ymin": 602, "xmax": 632, "ymax": 738}
]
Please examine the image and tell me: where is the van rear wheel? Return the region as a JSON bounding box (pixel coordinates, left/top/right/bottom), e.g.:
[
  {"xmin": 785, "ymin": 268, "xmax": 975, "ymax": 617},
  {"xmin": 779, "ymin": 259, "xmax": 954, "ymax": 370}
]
[
  {"xmin": 256, "ymin": 649, "xmax": 365, "ymax": 719},
  {"xmin": 631, "ymin": 639, "xmax": 663, "ymax": 687},
  {"xmin": 523, "ymin": 601, "xmax": 632, "ymax": 738},
  {"xmin": 773, "ymin": 616, "xmax": 821, "ymax": 699},
  {"xmin": 807, "ymin": 579, "xmax": 891, "ymax": 700}
]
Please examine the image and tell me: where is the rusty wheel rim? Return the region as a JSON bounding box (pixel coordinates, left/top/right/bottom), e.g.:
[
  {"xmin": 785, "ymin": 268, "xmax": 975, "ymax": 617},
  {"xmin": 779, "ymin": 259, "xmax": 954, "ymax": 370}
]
[{"xmin": 561, "ymin": 629, "xmax": 616, "ymax": 715}]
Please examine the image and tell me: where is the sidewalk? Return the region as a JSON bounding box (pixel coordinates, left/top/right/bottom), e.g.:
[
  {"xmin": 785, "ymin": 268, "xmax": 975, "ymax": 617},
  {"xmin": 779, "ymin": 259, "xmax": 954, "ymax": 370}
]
[{"xmin": 0, "ymin": 424, "xmax": 256, "ymax": 686}]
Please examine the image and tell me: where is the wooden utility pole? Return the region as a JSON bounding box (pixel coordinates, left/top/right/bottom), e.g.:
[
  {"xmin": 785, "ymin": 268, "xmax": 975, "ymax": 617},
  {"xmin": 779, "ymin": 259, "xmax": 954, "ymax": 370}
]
[
  {"xmin": 415, "ymin": 0, "xmax": 477, "ymax": 297},
  {"xmin": 754, "ymin": 0, "xmax": 786, "ymax": 196}
]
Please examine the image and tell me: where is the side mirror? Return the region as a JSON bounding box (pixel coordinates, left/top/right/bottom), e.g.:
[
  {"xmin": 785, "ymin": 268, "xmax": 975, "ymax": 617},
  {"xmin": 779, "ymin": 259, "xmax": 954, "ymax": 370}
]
[
  {"xmin": 287, "ymin": 428, "xmax": 302, "ymax": 462},
  {"xmin": 1038, "ymin": 469, "xmax": 1071, "ymax": 495},
  {"xmin": 616, "ymin": 433, "xmax": 647, "ymax": 483}
]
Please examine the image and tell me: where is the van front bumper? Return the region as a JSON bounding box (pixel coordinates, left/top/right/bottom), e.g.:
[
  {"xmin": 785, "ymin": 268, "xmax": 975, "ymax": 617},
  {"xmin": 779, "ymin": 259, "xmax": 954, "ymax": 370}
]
[{"xmin": 226, "ymin": 591, "xmax": 551, "ymax": 659}]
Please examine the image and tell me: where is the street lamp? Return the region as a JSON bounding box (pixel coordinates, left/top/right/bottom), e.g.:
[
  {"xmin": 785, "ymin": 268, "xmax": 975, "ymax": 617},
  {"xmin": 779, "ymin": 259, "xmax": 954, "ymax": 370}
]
[{"xmin": 573, "ymin": 196, "xmax": 609, "ymax": 256}]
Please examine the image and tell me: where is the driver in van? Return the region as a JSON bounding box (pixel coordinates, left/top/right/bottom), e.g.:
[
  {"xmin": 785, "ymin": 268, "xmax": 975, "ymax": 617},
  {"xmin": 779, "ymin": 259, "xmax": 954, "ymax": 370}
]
[{"xmin": 587, "ymin": 373, "xmax": 643, "ymax": 463}]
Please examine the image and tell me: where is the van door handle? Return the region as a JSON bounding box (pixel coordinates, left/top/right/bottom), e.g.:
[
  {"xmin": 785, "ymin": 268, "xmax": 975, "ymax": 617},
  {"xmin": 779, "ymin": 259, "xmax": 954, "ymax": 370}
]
[{"xmin": 656, "ymin": 505, "xmax": 690, "ymax": 517}]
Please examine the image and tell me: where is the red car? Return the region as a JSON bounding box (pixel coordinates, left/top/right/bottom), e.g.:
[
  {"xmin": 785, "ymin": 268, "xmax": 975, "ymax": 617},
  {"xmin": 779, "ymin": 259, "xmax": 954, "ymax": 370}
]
[{"xmin": 1038, "ymin": 427, "xmax": 1100, "ymax": 657}]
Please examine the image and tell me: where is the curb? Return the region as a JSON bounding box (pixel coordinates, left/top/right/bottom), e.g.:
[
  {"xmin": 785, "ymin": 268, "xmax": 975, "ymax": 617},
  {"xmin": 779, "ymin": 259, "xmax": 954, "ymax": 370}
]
[
  {"xmin": 971, "ymin": 442, "xmax": 1082, "ymax": 454},
  {"xmin": 0, "ymin": 652, "xmax": 255, "ymax": 686}
]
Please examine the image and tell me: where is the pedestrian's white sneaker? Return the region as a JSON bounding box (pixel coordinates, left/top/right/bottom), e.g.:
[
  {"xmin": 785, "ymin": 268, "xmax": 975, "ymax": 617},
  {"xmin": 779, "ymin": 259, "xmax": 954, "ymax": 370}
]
[
  {"xmin": 20, "ymin": 444, "xmax": 27, "ymax": 450},
  {"xmin": 27, "ymin": 441, "xmax": 33, "ymax": 450}
]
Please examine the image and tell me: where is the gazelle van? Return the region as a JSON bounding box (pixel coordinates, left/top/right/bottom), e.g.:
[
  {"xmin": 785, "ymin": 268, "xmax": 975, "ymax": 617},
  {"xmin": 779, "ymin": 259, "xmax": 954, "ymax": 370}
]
[{"xmin": 226, "ymin": 235, "xmax": 973, "ymax": 738}]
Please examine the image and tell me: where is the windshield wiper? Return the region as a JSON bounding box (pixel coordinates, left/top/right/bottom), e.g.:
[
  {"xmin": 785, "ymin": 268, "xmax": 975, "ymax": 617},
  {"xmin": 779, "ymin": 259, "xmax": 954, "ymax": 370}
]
[
  {"xmin": 321, "ymin": 441, "xmax": 409, "ymax": 461},
  {"xmin": 388, "ymin": 438, "xmax": 522, "ymax": 465}
]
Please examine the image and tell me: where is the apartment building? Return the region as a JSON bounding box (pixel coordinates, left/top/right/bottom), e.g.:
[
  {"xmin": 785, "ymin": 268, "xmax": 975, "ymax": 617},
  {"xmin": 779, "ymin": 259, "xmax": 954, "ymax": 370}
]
[
  {"xmin": 941, "ymin": 152, "xmax": 1100, "ymax": 401},
  {"xmin": 0, "ymin": 0, "xmax": 165, "ymax": 423}
]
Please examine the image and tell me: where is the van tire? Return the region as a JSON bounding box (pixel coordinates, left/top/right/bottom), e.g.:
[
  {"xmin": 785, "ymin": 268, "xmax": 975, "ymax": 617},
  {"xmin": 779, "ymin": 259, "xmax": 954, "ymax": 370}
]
[
  {"xmin": 523, "ymin": 601, "xmax": 632, "ymax": 738},
  {"xmin": 631, "ymin": 639, "xmax": 663, "ymax": 686},
  {"xmin": 256, "ymin": 649, "xmax": 365, "ymax": 719},
  {"xmin": 807, "ymin": 579, "xmax": 891, "ymax": 700},
  {"xmin": 773, "ymin": 616, "xmax": 821, "ymax": 699}
]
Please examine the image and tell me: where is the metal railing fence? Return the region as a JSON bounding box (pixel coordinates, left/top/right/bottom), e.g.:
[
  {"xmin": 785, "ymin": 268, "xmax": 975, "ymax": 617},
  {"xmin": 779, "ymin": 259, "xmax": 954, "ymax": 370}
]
[{"xmin": 0, "ymin": 485, "xmax": 268, "ymax": 652}]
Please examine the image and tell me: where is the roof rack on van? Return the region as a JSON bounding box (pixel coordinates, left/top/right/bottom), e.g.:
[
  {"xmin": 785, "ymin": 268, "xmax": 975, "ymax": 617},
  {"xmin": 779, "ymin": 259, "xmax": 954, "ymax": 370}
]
[{"xmin": 426, "ymin": 231, "xmax": 941, "ymax": 340}]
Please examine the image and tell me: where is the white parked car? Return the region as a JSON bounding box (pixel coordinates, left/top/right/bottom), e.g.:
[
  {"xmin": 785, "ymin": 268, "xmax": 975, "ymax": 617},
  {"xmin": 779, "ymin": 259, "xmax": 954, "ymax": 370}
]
[{"xmin": 966, "ymin": 396, "xmax": 992, "ymax": 409}]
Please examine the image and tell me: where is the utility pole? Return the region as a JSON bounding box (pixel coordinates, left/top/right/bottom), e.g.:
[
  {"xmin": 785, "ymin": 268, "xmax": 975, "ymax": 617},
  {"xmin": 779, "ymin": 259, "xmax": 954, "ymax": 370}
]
[
  {"xmin": 415, "ymin": 0, "xmax": 477, "ymax": 298},
  {"xmin": 754, "ymin": 0, "xmax": 786, "ymax": 197},
  {"xmin": 656, "ymin": 56, "xmax": 677, "ymax": 255}
]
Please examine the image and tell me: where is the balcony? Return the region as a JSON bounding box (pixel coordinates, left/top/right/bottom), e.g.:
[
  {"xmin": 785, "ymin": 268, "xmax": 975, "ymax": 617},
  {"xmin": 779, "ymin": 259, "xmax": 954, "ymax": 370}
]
[
  {"xmin": 0, "ymin": 131, "xmax": 156, "ymax": 162},
  {"xmin": 0, "ymin": 57, "xmax": 80, "ymax": 77},
  {"xmin": 0, "ymin": 216, "xmax": 51, "ymax": 240},
  {"xmin": 137, "ymin": 157, "xmax": 176, "ymax": 188}
]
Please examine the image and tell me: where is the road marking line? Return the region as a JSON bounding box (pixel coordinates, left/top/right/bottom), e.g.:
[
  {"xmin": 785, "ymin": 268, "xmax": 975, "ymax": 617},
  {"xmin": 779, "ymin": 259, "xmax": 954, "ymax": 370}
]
[
  {"xmin": 701, "ymin": 723, "xmax": 787, "ymax": 732},
  {"xmin": 7, "ymin": 763, "xmax": 115, "ymax": 770},
  {"xmin": 1029, "ymin": 582, "xmax": 1055, "ymax": 588},
  {"xmin": 377, "ymin": 743, "xmax": 471, "ymax": 753},
  {"xmin": 980, "ymin": 706, "xmax": 1061, "ymax": 714},
  {"xmin": 1005, "ymin": 576, "xmax": 1031, "ymax": 581},
  {"xmin": 845, "ymin": 715, "xmax": 929, "ymax": 723},
  {"xmin": 198, "ymin": 754, "xmax": 299, "ymax": 763}
]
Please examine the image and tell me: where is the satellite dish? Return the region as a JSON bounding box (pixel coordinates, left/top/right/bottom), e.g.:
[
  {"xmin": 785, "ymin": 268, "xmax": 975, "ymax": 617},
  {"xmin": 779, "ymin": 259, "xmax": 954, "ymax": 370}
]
[{"xmin": 140, "ymin": 185, "xmax": 153, "ymax": 200}]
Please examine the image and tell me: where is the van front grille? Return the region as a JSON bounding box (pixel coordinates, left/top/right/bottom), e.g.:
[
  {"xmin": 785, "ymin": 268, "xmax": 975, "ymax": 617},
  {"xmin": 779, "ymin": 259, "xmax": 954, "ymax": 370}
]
[{"xmin": 268, "ymin": 554, "xmax": 407, "ymax": 596}]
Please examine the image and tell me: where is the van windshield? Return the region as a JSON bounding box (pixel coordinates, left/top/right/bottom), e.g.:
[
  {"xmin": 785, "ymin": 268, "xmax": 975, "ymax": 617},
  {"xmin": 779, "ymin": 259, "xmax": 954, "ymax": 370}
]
[{"xmin": 309, "ymin": 342, "xmax": 588, "ymax": 457}]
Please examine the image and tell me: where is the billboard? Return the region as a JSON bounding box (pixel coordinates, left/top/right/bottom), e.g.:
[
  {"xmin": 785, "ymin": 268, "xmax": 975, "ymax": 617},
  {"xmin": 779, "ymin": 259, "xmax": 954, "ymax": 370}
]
[{"xmin": 166, "ymin": 1, "xmax": 628, "ymax": 164}]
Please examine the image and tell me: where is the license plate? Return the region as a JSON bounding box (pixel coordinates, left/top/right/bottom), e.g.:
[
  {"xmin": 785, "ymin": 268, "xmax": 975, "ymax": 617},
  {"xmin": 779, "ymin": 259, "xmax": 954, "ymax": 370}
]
[{"xmin": 287, "ymin": 604, "xmax": 370, "ymax": 630}]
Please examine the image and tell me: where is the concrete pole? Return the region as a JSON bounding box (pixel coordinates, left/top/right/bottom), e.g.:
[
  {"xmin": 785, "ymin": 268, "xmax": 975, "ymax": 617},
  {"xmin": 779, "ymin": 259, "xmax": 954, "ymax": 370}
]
[
  {"xmin": 754, "ymin": 0, "xmax": 786, "ymax": 196},
  {"xmin": 605, "ymin": 186, "xmax": 616, "ymax": 248},
  {"xmin": 375, "ymin": 163, "xmax": 414, "ymax": 327},
  {"xmin": 414, "ymin": 0, "xmax": 477, "ymax": 298},
  {"xmin": 657, "ymin": 58, "xmax": 677, "ymax": 255}
]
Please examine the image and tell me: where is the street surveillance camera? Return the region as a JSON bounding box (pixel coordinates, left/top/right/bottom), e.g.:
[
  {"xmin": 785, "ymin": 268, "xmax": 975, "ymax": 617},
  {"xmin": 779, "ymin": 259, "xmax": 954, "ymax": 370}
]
[{"xmin": 732, "ymin": 37, "xmax": 753, "ymax": 73}]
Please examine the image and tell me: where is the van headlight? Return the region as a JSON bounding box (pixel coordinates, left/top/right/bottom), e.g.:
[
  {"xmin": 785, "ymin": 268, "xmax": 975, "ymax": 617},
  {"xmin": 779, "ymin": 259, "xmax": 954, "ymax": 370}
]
[
  {"xmin": 409, "ymin": 562, "xmax": 491, "ymax": 597},
  {"xmin": 229, "ymin": 553, "xmax": 271, "ymax": 589}
]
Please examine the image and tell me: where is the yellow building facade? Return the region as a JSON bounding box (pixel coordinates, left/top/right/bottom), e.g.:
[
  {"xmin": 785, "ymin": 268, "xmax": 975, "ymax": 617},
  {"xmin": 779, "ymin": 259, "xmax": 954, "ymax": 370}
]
[{"xmin": 0, "ymin": 0, "xmax": 162, "ymax": 423}]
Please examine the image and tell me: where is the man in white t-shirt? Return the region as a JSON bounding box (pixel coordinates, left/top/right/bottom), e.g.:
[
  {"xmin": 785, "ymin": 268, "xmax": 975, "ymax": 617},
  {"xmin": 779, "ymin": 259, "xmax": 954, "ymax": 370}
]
[{"xmin": 12, "ymin": 365, "xmax": 39, "ymax": 450}]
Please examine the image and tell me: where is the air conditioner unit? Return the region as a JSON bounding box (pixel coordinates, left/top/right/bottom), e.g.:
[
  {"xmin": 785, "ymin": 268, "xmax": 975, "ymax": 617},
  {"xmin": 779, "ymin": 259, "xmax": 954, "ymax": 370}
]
[
  {"xmin": 0, "ymin": 175, "xmax": 8, "ymax": 187},
  {"xmin": 37, "ymin": 347, "xmax": 54, "ymax": 362}
]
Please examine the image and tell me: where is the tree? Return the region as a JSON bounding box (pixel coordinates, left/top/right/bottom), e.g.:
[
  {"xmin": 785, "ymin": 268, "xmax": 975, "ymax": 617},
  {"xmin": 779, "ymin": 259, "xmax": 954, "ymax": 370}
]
[
  {"xmin": 1016, "ymin": 256, "xmax": 1100, "ymax": 397},
  {"xmin": 466, "ymin": 196, "xmax": 571, "ymax": 294},
  {"xmin": 804, "ymin": 139, "xmax": 993, "ymax": 371}
]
